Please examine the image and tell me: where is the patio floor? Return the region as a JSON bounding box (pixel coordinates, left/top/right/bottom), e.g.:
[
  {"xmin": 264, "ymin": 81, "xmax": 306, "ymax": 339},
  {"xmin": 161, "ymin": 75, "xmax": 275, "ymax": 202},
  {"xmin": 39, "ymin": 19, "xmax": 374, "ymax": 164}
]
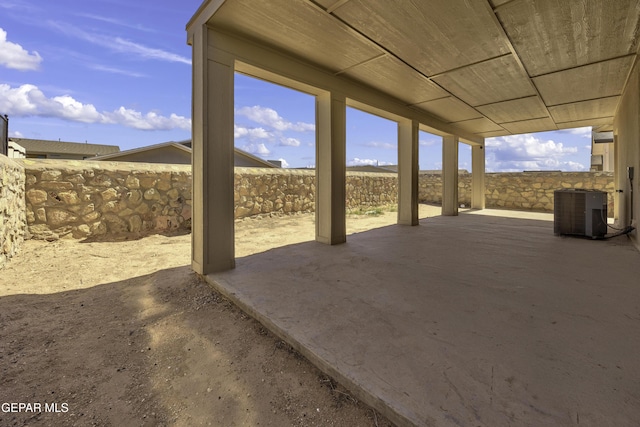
[{"xmin": 205, "ymin": 209, "xmax": 640, "ymax": 427}]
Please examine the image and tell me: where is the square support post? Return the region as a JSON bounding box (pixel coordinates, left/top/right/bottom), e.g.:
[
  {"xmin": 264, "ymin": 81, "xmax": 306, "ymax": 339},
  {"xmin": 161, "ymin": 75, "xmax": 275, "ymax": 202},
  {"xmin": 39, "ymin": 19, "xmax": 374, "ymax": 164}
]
[
  {"xmin": 315, "ymin": 91, "xmax": 347, "ymax": 244},
  {"xmin": 471, "ymin": 143, "xmax": 486, "ymax": 210},
  {"xmin": 442, "ymin": 135, "xmax": 459, "ymax": 216},
  {"xmin": 398, "ymin": 119, "xmax": 419, "ymax": 225},
  {"xmin": 191, "ymin": 26, "xmax": 236, "ymax": 273}
]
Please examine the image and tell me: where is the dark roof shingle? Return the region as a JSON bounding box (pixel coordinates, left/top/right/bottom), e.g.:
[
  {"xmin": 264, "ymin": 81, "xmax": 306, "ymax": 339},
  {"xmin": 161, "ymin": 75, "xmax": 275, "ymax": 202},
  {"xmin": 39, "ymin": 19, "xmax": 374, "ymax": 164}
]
[{"xmin": 11, "ymin": 138, "xmax": 120, "ymax": 156}]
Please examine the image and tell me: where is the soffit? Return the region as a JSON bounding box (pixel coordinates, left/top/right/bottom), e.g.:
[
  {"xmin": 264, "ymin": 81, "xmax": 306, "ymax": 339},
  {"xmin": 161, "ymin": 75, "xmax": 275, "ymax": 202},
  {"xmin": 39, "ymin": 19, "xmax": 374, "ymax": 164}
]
[
  {"xmin": 203, "ymin": 0, "xmax": 640, "ymax": 138},
  {"xmin": 342, "ymin": 54, "xmax": 448, "ymax": 105},
  {"xmin": 414, "ymin": 97, "xmax": 482, "ymax": 124},
  {"xmin": 496, "ymin": 0, "xmax": 640, "ymax": 77}
]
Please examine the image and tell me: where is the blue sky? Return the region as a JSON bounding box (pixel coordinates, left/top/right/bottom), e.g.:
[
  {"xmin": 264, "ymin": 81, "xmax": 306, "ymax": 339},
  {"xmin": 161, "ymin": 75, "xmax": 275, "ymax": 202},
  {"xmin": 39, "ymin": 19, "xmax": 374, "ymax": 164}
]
[{"xmin": 1, "ymin": 0, "xmax": 593, "ymax": 172}]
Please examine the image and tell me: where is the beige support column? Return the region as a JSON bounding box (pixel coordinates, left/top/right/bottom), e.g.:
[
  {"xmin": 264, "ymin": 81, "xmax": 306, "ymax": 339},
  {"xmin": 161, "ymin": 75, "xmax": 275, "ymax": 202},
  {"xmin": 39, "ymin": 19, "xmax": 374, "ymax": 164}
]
[
  {"xmin": 397, "ymin": 119, "xmax": 419, "ymax": 225},
  {"xmin": 315, "ymin": 91, "xmax": 346, "ymax": 244},
  {"xmin": 191, "ymin": 26, "xmax": 235, "ymax": 273},
  {"xmin": 471, "ymin": 143, "xmax": 486, "ymax": 210},
  {"xmin": 613, "ymin": 134, "xmax": 619, "ymax": 221},
  {"xmin": 442, "ymin": 135, "xmax": 459, "ymax": 216}
]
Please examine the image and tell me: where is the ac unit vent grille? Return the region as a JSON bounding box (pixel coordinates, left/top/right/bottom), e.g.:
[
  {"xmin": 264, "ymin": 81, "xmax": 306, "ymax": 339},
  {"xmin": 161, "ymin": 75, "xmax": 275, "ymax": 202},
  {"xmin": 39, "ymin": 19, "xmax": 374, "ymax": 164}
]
[{"xmin": 554, "ymin": 190, "xmax": 607, "ymax": 238}]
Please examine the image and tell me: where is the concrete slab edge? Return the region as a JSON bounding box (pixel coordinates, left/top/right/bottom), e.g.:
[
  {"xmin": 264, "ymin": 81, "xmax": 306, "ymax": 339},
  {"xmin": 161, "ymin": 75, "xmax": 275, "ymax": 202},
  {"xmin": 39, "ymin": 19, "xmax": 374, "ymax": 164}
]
[{"xmin": 202, "ymin": 273, "xmax": 419, "ymax": 427}]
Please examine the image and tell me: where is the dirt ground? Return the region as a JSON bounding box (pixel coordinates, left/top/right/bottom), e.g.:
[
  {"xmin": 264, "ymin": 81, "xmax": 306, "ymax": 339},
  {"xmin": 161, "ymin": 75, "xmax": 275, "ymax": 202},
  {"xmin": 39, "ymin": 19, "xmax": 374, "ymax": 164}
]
[{"xmin": 0, "ymin": 205, "xmax": 439, "ymax": 427}]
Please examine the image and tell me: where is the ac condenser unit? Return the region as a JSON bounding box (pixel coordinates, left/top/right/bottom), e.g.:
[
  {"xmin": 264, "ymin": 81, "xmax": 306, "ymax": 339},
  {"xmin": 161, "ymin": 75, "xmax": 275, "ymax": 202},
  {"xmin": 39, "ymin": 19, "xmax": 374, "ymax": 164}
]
[{"xmin": 554, "ymin": 189, "xmax": 608, "ymax": 238}]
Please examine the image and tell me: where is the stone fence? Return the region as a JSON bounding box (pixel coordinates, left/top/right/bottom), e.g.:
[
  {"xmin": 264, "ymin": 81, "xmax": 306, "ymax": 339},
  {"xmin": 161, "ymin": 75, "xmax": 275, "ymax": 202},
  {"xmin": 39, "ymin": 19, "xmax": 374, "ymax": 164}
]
[
  {"xmin": 234, "ymin": 168, "xmax": 398, "ymax": 218},
  {"xmin": 419, "ymin": 171, "xmax": 615, "ymax": 214},
  {"xmin": 0, "ymin": 155, "xmax": 26, "ymax": 268},
  {"xmin": 17, "ymin": 159, "xmax": 615, "ymax": 241},
  {"xmin": 21, "ymin": 159, "xmax": 192, "ymax": 240}
]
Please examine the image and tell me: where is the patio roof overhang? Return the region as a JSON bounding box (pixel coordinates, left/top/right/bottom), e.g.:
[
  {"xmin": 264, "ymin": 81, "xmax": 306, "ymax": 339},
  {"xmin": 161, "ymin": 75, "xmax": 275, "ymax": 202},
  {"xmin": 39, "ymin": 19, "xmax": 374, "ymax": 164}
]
[{"xmin": 188, "ymin": 0, "xmax": 640, "ymax": 138}]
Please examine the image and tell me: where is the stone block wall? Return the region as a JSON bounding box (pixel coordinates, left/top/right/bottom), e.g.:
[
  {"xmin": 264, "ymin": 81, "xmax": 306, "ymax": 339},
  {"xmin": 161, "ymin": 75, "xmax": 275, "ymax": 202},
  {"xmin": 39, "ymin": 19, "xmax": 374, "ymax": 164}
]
[
  {"xmin": 346, "ymin": 172, "xmax": 398, "ymax": 208},
  {"xmin": 419, "ymin": 171, "xmax": 615, "ymax": 214},
  {"xmin": 233, "ymin": 168, "xmax": 398, "ymax": 218},
  {"xmin": 0, "ymin": 155, "xmax": 26, "ymax": 268},
  {"xmin": 234, "ymin": 168, "xmax": 315, "ymax": 218},
  {"xmin": 20, "ymin": 159, "xmax": 191, "ymax": 240},
  {"xmin": 18, "ymin": 159, "xmax": 617, "ymax": 241}
]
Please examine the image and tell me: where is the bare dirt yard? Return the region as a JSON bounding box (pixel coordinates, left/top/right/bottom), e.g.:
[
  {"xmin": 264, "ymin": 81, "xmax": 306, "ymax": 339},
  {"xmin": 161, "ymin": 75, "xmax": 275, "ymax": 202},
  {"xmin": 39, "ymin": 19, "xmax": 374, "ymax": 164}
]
[{"xmin": 0, "ymin": 205, "xmax": 439, "ymax": 427}]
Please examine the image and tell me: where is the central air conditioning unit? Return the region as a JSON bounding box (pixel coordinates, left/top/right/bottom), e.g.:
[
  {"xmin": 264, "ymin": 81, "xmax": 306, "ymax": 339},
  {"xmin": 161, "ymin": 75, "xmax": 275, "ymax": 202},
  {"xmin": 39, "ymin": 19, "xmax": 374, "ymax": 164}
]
[{"xmin": 554, "ymin": 189, "xmax": 608, "ymax": 238}]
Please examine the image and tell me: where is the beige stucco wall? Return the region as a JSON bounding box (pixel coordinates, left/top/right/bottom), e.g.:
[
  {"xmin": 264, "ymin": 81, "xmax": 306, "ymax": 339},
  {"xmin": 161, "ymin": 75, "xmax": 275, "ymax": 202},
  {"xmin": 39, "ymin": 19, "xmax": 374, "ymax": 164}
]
[
  {"xmin": 0, "ymin": 155, "xmax": 26, "ymax": 267},
  {"xmin": 613, "ymin": 59, "xmax": 640, "ymax": 249}
]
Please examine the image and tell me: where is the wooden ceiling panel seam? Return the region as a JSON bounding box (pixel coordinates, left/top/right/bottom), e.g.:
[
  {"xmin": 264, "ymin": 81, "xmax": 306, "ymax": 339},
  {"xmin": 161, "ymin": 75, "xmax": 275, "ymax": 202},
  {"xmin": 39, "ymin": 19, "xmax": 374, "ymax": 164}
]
[
  {"xmin": 407, "ymin": 95, "xmax": 451, "ymax": 108},
  {"xmin": 474, "ymin": 94, "xmax": 543, "ymax": 109},
  {"xmin": 490, "ymin": 0, "xmax": 522, "ymax": 11},
  {"xmin": 304, "ymin": 0, "xmax": 492, "ymax": 134},
  {"xmin": 427, "ymin": 53, "xmax": 513, "ymax": 79},
  {"xmin": 212, "ymin": 0, "xmax": 387, "ymax": 75},
  {"xmin": 480, "ymin": 0, "xmax": 556, "ymax": 124},
  {"xmin": 334, "ymin": 53, "xmax": 387, "ymax": 75},
  {"xmin": 546, "ymin": 95, "xmax": 622, "ymax": 109},
  {"xmin": 325, "ymin": 0, "xmax": 352, "ymax": 13},
  {"xmin": 527, "ymin": 53, "xmax": 637, "ymax": 79},
  {"xmin": 544, "ymin": 94, "xmax": 625, "ymax": 109},
  {"xmin": 556, "ymin": 116, "xmax": 614, "ymax": 126},
  {"xmin": 497, "ymin": 115, "xmax": 553, "ymax": 125},
  {"xmin": 431, "ymin": 55, "xmax": 537, "ymax": 107}
]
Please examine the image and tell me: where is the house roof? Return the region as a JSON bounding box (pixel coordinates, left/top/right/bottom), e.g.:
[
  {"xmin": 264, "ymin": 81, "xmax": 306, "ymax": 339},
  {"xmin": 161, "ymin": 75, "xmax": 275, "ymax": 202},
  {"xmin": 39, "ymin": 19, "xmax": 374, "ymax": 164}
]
[
  {"xmin": 10, "ymin": 138, "xmax": 120, "ymax": 156},
  {"xmin": 94, "ymin": 140, "xmax": 279, "ymax": 168},
  {"xmin": 346, "ymin": 165, "xmax": 397, "ymax": 173},
  {"xmin": 233, "ymin": 146, "xmax": 280, "ymax": 168},
  {"xmin": 92, "ymin": 141, "xmax": 191, "ymax": 161},
  {"xmin": 190, "ymin": 0, "xmax": 639, "ymax": 137}
]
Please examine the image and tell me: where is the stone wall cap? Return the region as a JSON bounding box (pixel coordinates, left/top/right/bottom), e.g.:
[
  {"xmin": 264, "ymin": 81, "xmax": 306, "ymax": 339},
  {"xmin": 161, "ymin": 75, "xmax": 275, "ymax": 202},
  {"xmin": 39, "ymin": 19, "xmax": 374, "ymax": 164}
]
[
  {"xmin": 17, "ymin": 158, "xmax": 191, "ymax": 173},
  {"xmin": 0, "ymin": 153, "xmax": 25, "ymax": 170}
]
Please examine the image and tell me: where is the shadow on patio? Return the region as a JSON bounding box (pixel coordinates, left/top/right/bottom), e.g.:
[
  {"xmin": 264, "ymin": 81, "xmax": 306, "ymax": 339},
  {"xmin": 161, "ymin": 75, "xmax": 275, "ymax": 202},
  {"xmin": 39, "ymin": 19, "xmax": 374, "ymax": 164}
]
[{"xmin": 207, "ymin": 210, "xmax": 640, "ymax": 427}]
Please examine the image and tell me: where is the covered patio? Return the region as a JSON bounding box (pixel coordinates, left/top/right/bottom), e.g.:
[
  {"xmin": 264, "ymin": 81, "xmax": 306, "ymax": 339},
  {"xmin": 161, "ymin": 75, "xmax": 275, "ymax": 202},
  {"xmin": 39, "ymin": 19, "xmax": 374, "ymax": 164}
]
[
  {"xmin": 186, "ymin": 1, "xmax": 640, "ymax": 425},
  {"xmin": 206, "ymin": 210, "xmax": 640, "ymax": 426}
]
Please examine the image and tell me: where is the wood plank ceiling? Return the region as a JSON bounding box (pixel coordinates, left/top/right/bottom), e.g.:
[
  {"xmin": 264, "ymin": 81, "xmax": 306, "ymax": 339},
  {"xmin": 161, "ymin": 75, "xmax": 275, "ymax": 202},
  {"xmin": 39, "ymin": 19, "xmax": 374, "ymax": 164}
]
[{"xmin": 209, "ymin": 0, "xmax": 640, "ymax": 137}]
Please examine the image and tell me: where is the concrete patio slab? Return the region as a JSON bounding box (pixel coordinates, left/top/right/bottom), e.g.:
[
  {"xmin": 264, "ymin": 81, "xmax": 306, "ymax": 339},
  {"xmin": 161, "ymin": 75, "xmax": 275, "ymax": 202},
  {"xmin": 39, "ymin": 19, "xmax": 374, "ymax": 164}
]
[{"xmin": 205, "ymin": 210, "xmax": 640, "ymax": 427}]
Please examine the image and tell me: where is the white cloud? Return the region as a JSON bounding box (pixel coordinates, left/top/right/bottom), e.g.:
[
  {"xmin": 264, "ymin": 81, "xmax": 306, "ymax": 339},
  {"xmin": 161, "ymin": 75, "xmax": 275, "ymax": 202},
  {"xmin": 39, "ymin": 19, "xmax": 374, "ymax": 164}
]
[
  {"xmin": 0, "ymin": 28, "xmax": 42, "ymax": 71},
  {"xmin": 77, "ymin": 13, "xmax": 157, "ymax": 33},
  {"xmin": 111, "ymin": 37, "xmax": 191, "ymax": 65},
  {"xmin": 0, "ymin": 83, "xmax": 190, "ymax": 130},
  {"xmin": 561, "ymin": 126, "xmax": 592, "ymax": 138},
  {"xmin": 280, "ymin": 137, "xmax": 301, "ymax": 147},
  {"xmin": 485, "ymin": 133, "xmax": 586, "ymax": 172},
  {"xmin": 48, "ymin": 21, "xmax": 190, "ymax": 65},
  {"xmin": 236, "ymin": 106, "xmax": 315, "ymax": 132},
  {"xmin": 234, "ymin": 124, "xmax": 272, "ymax": 140},
  {"xmin": 347, "ymin": 157, "xmax": 392, "ymax": 166},
  {"xmin": 419, "ymin": 138, "xmax": 439, "ymax": 147},
  {"xmin": 277, "ymin": 158, "xmax": 290, "ymax": 168},
  {"xmin": 89, "ymin": 64, "xmax": 146, "ymax": 78},
  {"xmin": 9, "ymin": 130, "xmax": 24, "ymax": 138},
  {"xmin": 242, "ymin": 143, "xmax": 271, "ymax": 156},
  {"xmin": 103, "ymin": 107, "xmax": 191, "ymax": 130}
]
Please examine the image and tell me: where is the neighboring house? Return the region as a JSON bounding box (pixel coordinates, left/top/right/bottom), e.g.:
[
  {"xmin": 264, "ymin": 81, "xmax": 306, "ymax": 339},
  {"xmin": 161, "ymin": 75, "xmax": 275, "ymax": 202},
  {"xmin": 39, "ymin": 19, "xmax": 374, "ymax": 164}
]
[
  {"xmin": 8, "ymin": 140, "xmax": 25, "ymax": 159},
  {"xmin": 93, "ymin": 141, "xmax": 192, "ymax": 164},
  {"xmin": 346, "ymin": 165, "xmax": 397, "ymax": 173},
  {"xmin": 591, "ymin": 131, "xmax": 614, "ymax": 172},
  {"xmin": 11, "ymin": 138, "xmax": 120, "ymax": 160},
  {"xmin": 93, "ymin": 139, "xmax": 281, "ymax": 168}
]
